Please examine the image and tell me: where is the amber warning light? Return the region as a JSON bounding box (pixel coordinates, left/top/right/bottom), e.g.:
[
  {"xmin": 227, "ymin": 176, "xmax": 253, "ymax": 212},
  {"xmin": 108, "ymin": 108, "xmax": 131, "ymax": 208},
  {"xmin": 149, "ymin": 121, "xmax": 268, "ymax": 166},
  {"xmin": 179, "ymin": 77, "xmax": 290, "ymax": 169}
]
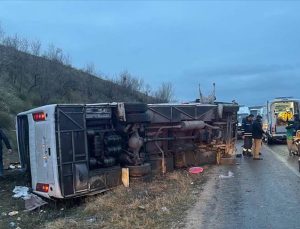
[
  {"xmin": 36, "ymin": 183, "xmax": 49, "ymax": 193},
  {"xmin": 33, "ymin": 112, "xmax": 46, "ymax": 121}
]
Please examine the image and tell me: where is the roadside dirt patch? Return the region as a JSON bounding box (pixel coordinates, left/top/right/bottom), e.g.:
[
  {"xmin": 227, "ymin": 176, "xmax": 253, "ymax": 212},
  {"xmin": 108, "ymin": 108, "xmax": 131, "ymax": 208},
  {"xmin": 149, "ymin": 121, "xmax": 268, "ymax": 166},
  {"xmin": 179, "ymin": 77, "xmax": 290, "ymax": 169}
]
[
  {"xmin": 0, "ymin": 168, "xmax": 210, "ymax": 229},
  {"xmin": 0, "ymin": 171, "xmax": 68, "ymax": 229}
]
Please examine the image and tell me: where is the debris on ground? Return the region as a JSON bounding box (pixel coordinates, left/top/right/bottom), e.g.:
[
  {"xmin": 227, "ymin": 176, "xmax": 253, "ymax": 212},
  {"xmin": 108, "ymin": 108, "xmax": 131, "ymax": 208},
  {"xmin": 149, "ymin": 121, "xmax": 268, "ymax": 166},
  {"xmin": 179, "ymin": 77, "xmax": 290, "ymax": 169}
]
[
  {"xmin": 161, "ymin": 206, "xmax": 170, "ymax": 214},
  {"xmin": 8, "ymin": 211, "xmax": 19, "ymax": 216},
  {"xmin": 9, "ymin": 222, "xmax": 16, "ymax": 228},
  {"xmin": 9, "ymin": 165, "xmax": 16, "ymax": 169},
  {"xmin": 25, "ymin": 194, "xmax": 47, "ymax": 211},
  {"xmin": 12, "ymin": 186, "xmax": 47, "ymax": 211},
  {"xmin": 219, "ymin": 171, "xmax": 234, "ymax": 179},
  {"xmin": 138, "ymin": 205, "xmax": 146, "ymax": 210},
  {"xmin": 188, "ymin": 167, "xmax": 204, "ymax": 174},
  {"xmin": 8, "ymin": 163, "xmax": 22, "ymax": 170},
  {"xmin": 9, "ymin": 165, "xmax": 21, "ymax": 170},
  {"xmin": 2, "ymin": 170, "xmax": 204, "ymax": 228},
  {"xmin": 86, "ymin": 217, "xmax": 97, "ymax": 223},
  {"xmin": 12, "ymin": 186, "xmax": 30, "ymax": 199}
]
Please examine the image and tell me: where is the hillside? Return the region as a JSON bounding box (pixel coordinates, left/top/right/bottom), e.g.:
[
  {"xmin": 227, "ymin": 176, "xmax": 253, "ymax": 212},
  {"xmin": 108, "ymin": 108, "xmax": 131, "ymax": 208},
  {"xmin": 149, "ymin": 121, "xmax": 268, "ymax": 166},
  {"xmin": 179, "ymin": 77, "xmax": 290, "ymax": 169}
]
[{"xmin": 0, "ymin": 45, "xmax": 159, "ymax": 149}]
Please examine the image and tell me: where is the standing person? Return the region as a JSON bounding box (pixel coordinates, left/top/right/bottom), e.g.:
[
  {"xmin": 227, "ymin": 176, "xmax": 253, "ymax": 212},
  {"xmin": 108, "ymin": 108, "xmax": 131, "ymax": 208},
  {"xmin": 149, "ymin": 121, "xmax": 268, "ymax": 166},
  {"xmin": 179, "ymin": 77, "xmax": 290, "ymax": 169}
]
[
  {"xmin": 242, "ymin": 114, "xmax": 254, "ymax": 156},
  {"xmin": 252, "ymin": 115, "xmax": 264, "ymax": 160},
  {"xmin": 292, "ymin": 114, "xmax": 300, "ymax": 134},
  {"xmin": 286, "ymin": 114, "xmax": 300, "ymax": 156},
  {"xmin": 0, "ymin": 128, "xmax": 12, "ymax": 178},
  {"xmin": 286, "ymin": 119, "xmax": 295, "ymax": 156}
]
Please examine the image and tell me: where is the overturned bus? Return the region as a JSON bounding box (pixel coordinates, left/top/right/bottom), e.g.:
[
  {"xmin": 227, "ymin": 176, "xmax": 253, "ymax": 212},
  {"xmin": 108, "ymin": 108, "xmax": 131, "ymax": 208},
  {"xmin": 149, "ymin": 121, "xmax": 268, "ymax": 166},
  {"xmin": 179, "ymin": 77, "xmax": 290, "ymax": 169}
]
[{"xmin": 16, "ymin": 102, "xmax": 238, "ymax": 199}]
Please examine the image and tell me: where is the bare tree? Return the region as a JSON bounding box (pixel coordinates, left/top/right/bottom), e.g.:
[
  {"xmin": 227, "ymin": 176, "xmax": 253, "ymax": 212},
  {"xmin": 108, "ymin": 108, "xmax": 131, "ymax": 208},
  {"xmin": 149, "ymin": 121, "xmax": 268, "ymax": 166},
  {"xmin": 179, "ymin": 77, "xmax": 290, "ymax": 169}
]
[
  {"xmin": 19, "ymin": 37, "xmax": 29, "ymax": 52},
  {"xmin": 44, "ymin": 43, "xmax": 72, "ymax": 66},
  {"xmin": 0, "ymin": 25, "xmax": 162, "ymax": 106},
  {"xmin": 30, "ymin": 39, "xmax": 41, "ymax": 56},
  {"xmin": 62, "ymin": 53, "xmax": 72, "ymax": 66},
  {"xmin": 117, "ymin": 71, "xmax": 144, "ymax": 92},
  {"xmin": 84, "ymin": 62, "xmax": 96, "ymax": 74},
  {"xmin": 44, "ymin": 43, "xmax": 64, "ymax": 62},
  {"xmin": 2, "ymin": 34, "xmax": 21, "ymax": 49},
  {"xmin": 0, "ymin": 22, "xmax": 4, "ymax": 42},
  {"xmin": 2, "ymin": 37, "xmax": 11, "ymax": 47},
  {"xmin": 143, "ymin": 83, "xmax": 151, "ymax": 96},
  {"xmin": 154, "ymin": 82, "xmax": 174, "ymax": 102}
]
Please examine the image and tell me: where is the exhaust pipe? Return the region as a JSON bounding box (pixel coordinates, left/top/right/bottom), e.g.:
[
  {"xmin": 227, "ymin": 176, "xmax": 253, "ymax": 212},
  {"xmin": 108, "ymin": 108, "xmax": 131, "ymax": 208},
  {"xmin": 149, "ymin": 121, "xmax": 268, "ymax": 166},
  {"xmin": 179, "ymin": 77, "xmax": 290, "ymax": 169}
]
[{"xmin": 180, "ymin": 121, "xmax": 220, "ymax": 130}]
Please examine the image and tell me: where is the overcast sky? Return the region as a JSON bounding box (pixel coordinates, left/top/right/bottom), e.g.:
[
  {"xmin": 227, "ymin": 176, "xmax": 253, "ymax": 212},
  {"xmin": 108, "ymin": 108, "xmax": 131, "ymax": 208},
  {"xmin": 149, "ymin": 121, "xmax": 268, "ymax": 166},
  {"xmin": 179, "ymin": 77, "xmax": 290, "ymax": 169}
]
[{"xmin": 1, "ymin": 1, "xmax": 300, "ymax": 106}]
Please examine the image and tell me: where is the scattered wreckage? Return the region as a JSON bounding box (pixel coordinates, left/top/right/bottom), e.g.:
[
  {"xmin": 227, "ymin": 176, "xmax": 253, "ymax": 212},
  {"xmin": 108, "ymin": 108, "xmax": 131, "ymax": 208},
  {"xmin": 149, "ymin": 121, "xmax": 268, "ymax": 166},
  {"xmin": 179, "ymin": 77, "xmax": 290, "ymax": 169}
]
[{"xmin": 16, "ymin": 99, "xmax": 238, "ymax": 199}]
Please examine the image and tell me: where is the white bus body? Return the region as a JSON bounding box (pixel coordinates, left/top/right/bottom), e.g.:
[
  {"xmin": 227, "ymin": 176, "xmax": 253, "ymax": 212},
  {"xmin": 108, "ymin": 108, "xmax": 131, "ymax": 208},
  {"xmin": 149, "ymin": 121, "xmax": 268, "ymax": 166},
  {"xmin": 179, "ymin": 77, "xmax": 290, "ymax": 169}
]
[{"xmin": 16, "ymin": 102, "xmax": 239, "ymax": 199}]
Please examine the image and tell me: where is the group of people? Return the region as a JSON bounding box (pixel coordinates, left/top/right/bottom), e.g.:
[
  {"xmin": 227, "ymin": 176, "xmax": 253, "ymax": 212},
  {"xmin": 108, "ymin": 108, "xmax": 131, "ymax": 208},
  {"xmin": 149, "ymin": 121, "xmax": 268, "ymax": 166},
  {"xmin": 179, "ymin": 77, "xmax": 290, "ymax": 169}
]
[
  {"xmin": 240, "ymin": 114, "xmax": 264, "ymax": 160},
  {"xmin": 241, "ymin": 113, "xmax": 300, "ymax": 159}
]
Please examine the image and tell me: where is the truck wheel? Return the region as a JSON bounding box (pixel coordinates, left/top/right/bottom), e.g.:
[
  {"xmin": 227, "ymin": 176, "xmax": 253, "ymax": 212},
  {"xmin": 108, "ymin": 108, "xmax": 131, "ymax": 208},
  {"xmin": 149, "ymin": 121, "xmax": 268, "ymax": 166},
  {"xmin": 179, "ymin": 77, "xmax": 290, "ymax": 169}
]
[
  {"xmin": 124, "ymin": 103, "xmax": 148, "ymax": 113},
  {"xmin": 127, "ymin": 163, "xmax": 151, "ymax": 177},
  {"xmin": 125, "ymin": 113, "xmax": 150, "ymax": 123}
]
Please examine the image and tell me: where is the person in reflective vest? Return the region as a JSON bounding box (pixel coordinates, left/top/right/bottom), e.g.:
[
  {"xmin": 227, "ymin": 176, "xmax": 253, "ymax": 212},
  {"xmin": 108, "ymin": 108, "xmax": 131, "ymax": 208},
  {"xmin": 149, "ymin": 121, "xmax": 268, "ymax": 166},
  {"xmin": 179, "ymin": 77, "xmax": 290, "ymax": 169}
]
[{"xmin": 241, "ymin": 114, "xmax": 254, "ymax": 156}]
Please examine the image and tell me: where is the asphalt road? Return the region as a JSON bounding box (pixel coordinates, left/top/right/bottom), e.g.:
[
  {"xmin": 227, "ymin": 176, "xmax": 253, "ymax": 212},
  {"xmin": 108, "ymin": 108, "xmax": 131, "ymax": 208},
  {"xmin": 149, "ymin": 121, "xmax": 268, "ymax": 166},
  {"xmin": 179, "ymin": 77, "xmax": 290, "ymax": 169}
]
[{"xmin": 185, "ymin": 141, "xmax": 300, "ymax": 229}]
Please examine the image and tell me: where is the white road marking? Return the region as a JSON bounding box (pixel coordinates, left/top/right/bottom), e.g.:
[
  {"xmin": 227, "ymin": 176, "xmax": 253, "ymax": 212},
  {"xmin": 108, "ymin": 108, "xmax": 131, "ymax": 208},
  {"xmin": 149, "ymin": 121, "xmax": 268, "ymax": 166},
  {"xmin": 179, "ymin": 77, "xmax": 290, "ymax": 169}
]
[{"xmin": 264, "ymin": 145, "xmax": 300, "ymax": 178}]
